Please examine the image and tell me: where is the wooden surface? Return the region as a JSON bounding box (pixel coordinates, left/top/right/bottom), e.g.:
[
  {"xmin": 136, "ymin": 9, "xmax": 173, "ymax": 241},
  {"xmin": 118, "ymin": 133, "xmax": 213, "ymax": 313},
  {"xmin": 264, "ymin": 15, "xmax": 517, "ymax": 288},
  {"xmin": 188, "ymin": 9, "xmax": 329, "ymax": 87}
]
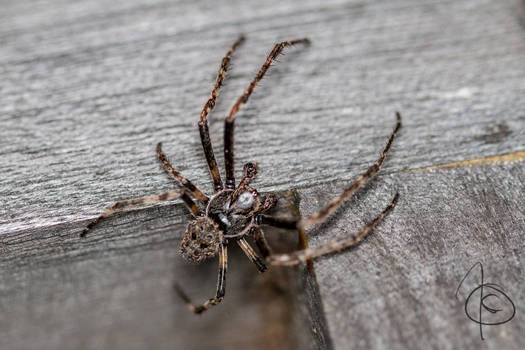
[{"xmin": 1, "ymin": 0, "xmax": 525, "ymax": 349}]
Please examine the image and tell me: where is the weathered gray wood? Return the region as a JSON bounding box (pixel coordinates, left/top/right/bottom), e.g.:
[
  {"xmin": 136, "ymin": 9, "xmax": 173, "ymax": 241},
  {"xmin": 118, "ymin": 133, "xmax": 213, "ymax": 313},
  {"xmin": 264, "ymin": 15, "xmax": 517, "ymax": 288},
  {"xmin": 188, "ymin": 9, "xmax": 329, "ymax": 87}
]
[
  {"xmin": 300, "ymin": 162, "xmax": 525, "ymax": 349},
  {"xmin": 2, "ymin": 0, "xmax": 524, "ymax": 234},
  {"xmin": 0, "ymin": 191, "xmax": 326, "ymax": 350},
  {"xmin": 1, "ymin": 0, "xmax": 525, "ymax": 349}
]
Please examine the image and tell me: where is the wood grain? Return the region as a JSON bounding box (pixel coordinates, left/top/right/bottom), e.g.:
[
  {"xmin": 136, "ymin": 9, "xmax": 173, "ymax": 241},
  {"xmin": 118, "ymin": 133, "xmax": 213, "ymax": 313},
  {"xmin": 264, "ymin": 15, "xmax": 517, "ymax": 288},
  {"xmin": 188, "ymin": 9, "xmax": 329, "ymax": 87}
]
[
  {"xmin": 300, "ymin": 162, "xmax": 525, "ymax": 350},
  {"xmin": 1, "ymin": 0, "xmax": 524, "ymax": 349}
]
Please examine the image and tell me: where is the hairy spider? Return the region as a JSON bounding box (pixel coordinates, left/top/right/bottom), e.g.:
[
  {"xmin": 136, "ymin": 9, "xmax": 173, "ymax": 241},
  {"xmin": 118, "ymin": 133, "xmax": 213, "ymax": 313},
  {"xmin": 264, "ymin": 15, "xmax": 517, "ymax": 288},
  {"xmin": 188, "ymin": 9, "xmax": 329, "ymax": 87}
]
[{"xmin": 81, "ymin": 35, "xmax": 401, "ymax": 314}]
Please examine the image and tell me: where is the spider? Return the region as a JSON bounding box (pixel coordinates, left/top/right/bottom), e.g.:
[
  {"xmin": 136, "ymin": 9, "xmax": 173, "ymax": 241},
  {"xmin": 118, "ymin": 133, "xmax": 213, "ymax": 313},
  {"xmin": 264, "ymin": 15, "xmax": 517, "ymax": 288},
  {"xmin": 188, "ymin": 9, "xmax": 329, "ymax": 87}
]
[{"xmin": 81, "ymin": 35, "xmax": 401, "ymax": 314}]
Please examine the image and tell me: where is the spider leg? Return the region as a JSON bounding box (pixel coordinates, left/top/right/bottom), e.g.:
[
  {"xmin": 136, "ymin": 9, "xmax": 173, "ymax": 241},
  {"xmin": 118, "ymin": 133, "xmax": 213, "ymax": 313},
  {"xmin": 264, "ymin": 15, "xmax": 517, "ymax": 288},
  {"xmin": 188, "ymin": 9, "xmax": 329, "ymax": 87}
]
[
  {"xmin": 237, "ymin": 237, "xmax": 267, "ymax": 272},
  {"xmin": 255, "ymin": 211, "xmax": 314, "ymax": 274},
  {"xmin": 198, "ymin": 36, "xmax": 245, "ymax": 192},
  {"xmin": 256, "ymin": 114, "xmax": 400, "ymax": 267},
  {"xmin": 297, "ymin": 113, "xmax": 401, "ymax": 230},
  {"xmin": 232, "ymin": 162, "xmax": 257, "ymax": 193},
  {"xmin": 251, "ymin": 226, "xmax": 272, "ymax": 258},
  {"xmin": 250, "ymin": 224, "xmax": 315, "ymax": 272},
  {"xmin": 156, "ymin": 142, "xmax": 209, "ymax": 204},
  {"xmin": 229, "ymin": 162, "xmax": 259, "ymax": 203},
  {"xmin": 296, "ymin": 212, "xmax": 314, "ymax": 274},
  {"xmin": 174, "ymin": 244, "xmax": 228, "ymax": 314},
  {"xmin": 81, "ymin": 190, "xmax": 199, "ymax": 237},
  {"xmin": 267, "ymin": 193, "xmax": 399, "ymax": 266},
  {"xmin": 256, "ymin": 214, "xmax": 297, "ymax": 229},
  {"xmin": 224, "ymin": 38, "xmax": 310, "ymax": 189}
]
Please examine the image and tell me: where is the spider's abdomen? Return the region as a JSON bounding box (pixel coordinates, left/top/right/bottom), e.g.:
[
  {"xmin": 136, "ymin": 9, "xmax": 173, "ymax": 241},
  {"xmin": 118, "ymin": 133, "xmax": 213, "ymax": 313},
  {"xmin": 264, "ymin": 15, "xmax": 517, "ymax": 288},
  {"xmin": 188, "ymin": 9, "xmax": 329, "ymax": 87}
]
[{"xmin": 180, "ymin": 217, "xmax": 223, "ymax": 263}]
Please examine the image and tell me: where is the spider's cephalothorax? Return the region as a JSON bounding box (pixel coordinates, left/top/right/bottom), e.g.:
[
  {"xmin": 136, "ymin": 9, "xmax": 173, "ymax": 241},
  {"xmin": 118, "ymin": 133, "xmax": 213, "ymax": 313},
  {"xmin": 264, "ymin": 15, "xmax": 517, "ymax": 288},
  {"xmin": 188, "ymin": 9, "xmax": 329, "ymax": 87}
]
[
  {"xmin": 81, "ymin": 36, "xmax": 402, "ymax": 315},
  {"xmin": 180, "ymin": 162, "xmax": 274, "ymax": 263}
]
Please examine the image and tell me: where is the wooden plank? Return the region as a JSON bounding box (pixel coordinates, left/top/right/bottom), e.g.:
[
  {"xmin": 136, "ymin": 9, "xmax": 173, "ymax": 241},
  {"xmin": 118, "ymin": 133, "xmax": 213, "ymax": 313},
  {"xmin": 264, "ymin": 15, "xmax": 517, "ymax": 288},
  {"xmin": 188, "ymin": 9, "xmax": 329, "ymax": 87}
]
[
  {"xmin": 300, "ymin": 161, "xmax": 525, "ymax": 349},
  {"xmin": 0, "ymin": 191, "xmax": 327, "ymax": 349},
  {"xmin": 1, "ymin": 0, "xmax": 524, "ymax": 348},
  {"xmin": 2, "ymin": 0, "xmax": 524, "ymax": 234}
]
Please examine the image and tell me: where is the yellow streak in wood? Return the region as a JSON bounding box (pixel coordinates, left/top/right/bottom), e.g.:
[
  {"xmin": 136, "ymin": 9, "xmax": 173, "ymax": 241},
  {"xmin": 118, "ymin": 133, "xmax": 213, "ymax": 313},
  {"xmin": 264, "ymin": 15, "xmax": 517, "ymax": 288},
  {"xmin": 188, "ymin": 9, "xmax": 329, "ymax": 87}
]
[{"xmin": 406, "ymin": 150, "xmax": 525, "ymax": 172}]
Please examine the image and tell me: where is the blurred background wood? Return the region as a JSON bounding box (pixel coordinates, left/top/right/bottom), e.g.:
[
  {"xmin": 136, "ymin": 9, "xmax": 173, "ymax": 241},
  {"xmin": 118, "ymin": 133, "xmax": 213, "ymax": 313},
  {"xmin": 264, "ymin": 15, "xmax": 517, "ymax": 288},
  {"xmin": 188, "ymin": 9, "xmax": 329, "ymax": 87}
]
[{"xmin": 1, "ymin": 0, "xmax": 524, "ymax": 349}]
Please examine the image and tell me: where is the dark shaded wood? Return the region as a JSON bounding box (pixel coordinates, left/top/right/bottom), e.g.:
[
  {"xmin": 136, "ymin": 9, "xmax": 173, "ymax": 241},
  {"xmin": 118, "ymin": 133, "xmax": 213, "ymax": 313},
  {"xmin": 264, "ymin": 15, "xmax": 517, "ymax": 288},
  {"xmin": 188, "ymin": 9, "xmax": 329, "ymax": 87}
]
[{"xmin": 0, "ymin": 191, "xmax": 325, "ymax": 349}]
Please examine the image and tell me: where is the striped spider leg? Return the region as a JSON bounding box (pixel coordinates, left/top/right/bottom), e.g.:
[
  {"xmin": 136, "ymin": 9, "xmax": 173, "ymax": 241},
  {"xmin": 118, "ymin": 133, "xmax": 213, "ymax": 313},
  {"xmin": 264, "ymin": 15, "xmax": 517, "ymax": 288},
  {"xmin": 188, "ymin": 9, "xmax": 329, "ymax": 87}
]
[
  {"xmin": 80, "ymin": 189, "xmax": 200, "ymax": 237},
  {"xmin": 261, "ymin": 113, "xmax": 401, "ymax": 266},
  {"xmin": 199, "ymin": 35, "xmax": 245, "ymax": 193}
]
